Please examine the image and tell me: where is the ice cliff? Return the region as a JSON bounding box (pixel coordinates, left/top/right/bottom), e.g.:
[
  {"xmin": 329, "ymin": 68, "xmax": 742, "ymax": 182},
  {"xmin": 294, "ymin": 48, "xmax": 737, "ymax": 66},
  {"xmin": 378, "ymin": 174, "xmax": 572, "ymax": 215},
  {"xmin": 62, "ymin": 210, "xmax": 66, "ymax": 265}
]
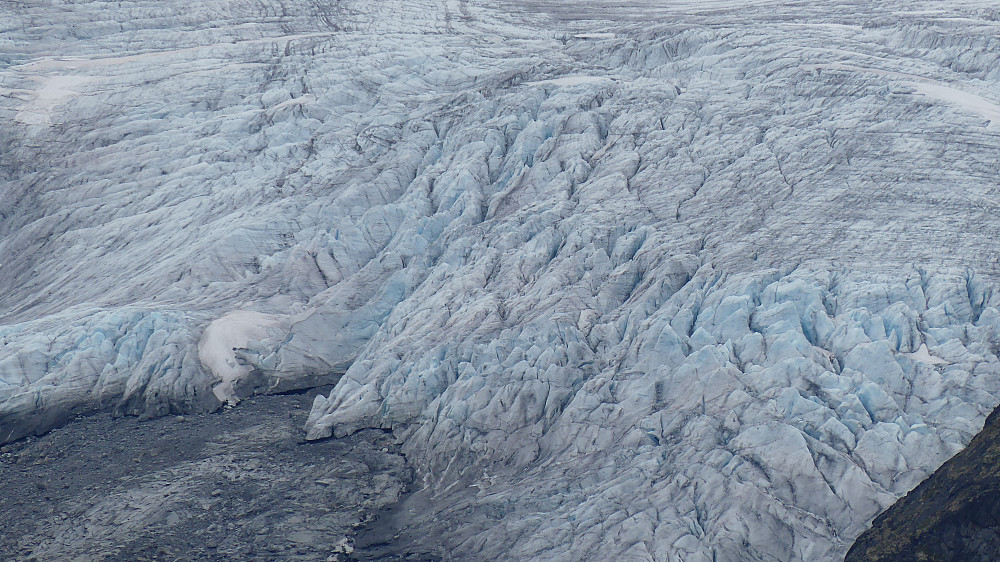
[{"xmin": 4, "ymin": 0, "xmax": 1000, "ymax": 559}]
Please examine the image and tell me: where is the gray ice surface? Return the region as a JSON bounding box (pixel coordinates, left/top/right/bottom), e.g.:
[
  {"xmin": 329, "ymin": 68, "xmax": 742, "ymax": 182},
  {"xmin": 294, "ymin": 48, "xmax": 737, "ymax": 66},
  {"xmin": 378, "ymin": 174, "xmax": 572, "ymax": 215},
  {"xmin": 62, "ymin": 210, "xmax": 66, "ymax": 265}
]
[{"xmin": 4, "ymin": 0, "xmax": 1000, "ymax": 559}]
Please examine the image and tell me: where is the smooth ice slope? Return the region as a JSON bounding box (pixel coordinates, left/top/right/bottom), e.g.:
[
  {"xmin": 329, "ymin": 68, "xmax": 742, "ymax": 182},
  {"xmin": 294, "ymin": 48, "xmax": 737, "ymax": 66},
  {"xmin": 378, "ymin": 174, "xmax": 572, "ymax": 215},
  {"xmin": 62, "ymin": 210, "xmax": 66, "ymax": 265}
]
[{"xmin": 4, "ymin": 0, "xmax": 1000, "ymax": 559}]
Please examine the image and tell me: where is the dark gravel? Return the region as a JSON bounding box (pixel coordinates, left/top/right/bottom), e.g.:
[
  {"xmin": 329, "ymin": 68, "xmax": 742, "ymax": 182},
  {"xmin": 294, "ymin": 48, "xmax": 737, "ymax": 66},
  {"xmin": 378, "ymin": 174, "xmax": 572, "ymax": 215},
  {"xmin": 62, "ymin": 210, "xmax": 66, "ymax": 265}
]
[{"xmin": 0, "ymin": 386, "xmax": 412, "ymax": 561}]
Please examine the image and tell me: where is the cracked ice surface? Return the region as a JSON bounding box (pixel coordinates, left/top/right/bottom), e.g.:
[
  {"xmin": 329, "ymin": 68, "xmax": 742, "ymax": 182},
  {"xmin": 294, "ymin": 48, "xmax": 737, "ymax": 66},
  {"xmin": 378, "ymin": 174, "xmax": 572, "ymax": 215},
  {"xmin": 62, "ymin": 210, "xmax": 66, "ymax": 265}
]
[{"xmin": 4, "ymin": 0, "xmax": 1000, "ymax": 559}]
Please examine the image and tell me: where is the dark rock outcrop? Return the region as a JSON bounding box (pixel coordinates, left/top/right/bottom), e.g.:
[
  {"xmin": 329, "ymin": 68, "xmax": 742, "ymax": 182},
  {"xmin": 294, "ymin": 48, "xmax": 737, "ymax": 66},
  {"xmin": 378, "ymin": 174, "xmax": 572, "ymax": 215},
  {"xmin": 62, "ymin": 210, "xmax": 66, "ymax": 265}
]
[{"xmin": 847, "ymin": 405, "xmax": 1000, "ymax": 561}]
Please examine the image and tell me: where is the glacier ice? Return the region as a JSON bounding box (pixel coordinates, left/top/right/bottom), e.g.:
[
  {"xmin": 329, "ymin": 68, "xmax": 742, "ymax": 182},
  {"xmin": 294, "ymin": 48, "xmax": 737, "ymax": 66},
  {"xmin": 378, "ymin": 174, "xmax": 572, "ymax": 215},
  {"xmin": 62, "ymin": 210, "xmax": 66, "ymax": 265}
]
[{"xmin": 4, "ymin": 0, "xmax": 1000, "ymax": 559}]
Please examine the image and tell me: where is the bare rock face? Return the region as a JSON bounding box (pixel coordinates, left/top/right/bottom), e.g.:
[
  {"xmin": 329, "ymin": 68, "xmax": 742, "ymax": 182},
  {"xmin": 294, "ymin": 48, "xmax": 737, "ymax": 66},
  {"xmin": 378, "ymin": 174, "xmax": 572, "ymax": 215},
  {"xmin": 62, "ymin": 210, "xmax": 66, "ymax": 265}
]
[{"xmin": 5, "ymin": 0, "xmax": 1000, "ymax": 559}]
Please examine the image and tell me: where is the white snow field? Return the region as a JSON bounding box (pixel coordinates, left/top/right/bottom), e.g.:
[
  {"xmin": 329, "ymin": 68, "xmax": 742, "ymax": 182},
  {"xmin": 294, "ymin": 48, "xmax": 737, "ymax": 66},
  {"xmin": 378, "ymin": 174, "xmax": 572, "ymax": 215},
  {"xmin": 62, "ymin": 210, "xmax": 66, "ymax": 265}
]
[{"xmin": 4, "ymin": 0, "xmax": 1000, "ymax": 559}]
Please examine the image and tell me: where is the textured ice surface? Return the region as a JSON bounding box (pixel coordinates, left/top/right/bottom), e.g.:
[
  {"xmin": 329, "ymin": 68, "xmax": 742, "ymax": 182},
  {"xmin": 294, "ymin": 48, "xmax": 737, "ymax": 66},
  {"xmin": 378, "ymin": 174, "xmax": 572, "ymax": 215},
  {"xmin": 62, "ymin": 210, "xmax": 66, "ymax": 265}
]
[{"xmin": 4, "ymin": 0, "xmax": 1000, "ymax": 559}]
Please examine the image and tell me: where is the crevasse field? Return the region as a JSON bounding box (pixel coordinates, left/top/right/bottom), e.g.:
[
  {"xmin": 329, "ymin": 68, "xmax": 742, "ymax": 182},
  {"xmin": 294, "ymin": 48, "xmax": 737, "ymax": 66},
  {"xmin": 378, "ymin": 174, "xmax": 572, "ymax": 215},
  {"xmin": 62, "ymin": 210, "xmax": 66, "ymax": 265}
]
[{"xmin": 3, "ymin": 0, "xmax": 1000, "ymax": 559}]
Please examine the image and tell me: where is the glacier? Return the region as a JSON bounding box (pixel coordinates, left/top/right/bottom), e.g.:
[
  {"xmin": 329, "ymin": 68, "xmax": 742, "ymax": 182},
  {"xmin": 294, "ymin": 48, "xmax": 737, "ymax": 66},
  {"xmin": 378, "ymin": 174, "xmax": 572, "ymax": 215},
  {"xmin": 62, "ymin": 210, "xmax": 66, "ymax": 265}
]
[{"xmin": 4, "ymin": 0, "xmax": 1000, "ymax": 559}]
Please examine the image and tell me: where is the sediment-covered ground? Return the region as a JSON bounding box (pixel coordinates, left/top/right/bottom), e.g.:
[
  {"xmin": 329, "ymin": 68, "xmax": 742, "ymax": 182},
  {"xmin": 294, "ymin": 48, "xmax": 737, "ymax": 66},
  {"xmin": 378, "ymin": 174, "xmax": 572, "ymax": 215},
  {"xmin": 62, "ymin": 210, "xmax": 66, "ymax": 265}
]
[{"xmin": 0, "ymin": 388, "xmax": 412, "ymax": 561}]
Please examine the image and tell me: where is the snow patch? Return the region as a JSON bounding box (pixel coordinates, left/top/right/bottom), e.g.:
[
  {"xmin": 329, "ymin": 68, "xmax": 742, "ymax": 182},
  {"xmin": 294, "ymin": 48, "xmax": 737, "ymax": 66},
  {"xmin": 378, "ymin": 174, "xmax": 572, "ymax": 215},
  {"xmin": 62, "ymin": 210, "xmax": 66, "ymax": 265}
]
[
  {"xmin": 906, "ymin": 343, "xmax": 948, "ymax": 365},
  {"xmin": 198, "ymin": 311, "xmax": 287, "ymax": 405},
  {"xmin": 15, "ymin": 75, "xmax": 94, "ymax": 126},
  {"xmin": 906, "ymin": 81, "xmax": 1000, "ymax": 128},
  {"xmin": 808, "ymin": 63, "xmax": 1000, "ymax": 128}
]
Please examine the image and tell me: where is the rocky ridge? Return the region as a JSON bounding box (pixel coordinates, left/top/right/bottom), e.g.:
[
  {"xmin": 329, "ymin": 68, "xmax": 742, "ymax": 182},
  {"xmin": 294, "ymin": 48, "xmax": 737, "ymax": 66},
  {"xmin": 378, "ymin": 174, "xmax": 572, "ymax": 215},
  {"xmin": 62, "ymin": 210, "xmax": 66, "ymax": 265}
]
[{"xmin": 847, "ymin": 400, "xmax": 1000, "ymax": 561}]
